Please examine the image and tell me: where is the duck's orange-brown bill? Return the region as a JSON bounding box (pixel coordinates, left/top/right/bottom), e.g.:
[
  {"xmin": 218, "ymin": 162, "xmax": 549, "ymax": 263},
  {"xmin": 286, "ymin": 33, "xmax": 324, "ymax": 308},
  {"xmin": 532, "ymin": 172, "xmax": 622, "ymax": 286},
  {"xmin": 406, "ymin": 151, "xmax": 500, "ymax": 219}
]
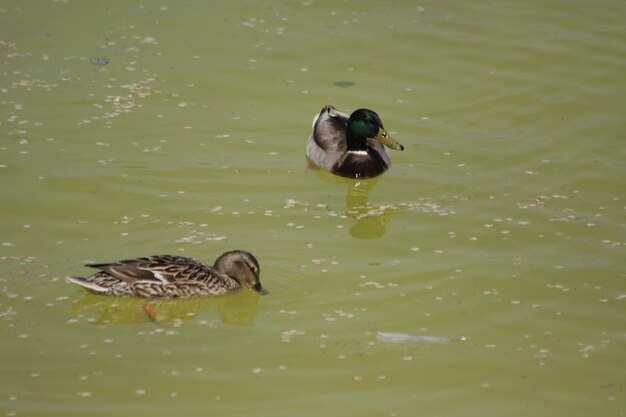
[{"xmin": 247, "ymin": 281, "xmax": 268, "ymax": 295}]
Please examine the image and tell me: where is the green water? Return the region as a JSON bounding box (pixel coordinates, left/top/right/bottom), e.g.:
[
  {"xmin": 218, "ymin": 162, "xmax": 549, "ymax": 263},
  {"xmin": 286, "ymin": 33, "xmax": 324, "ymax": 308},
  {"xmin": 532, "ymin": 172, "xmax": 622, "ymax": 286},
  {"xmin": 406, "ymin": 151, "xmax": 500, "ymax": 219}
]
[{"xmin": 1, "ymin": 1, "xmax": 624, "ymax": 416}]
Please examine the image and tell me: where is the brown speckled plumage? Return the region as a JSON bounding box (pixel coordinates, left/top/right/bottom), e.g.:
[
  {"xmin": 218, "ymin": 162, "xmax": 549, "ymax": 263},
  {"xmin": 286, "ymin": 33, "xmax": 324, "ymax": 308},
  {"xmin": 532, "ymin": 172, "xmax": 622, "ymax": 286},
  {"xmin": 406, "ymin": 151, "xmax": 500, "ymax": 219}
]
[{"xmin": 67, "ymin": 250, "xmax": 263, "ymax": 298}]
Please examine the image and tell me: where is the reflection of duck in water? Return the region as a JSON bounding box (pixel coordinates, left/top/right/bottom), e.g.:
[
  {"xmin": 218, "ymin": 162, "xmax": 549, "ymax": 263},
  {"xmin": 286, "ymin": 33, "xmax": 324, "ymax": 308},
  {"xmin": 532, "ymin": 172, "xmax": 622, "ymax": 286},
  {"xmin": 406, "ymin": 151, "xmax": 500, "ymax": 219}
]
[
  {"xmin": 69, "ymin": 289, "xmax": 261, "ymax": 325},
  {"xmin": 307, "ymin": 105, "xmax": 404, "ymax": 179},
  {"xmin": 66, "ymin": 250, "xmax": 265, "ymax": 298},
  {"xmin": 345, "ymin": 179, "xmax": 395, "ymax": 239},
  {"xmin": 309, "ymin": 169, "xmax": 397, "ymax": 239}
]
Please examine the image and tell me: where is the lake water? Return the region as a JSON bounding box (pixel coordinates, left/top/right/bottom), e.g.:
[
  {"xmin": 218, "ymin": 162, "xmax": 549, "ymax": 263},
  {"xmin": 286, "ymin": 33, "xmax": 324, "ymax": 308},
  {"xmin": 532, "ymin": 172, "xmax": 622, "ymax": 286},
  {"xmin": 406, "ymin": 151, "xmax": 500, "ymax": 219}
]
[{"xmin": 1, "ymin": 1, "xmax": 624, "ymax": 416}]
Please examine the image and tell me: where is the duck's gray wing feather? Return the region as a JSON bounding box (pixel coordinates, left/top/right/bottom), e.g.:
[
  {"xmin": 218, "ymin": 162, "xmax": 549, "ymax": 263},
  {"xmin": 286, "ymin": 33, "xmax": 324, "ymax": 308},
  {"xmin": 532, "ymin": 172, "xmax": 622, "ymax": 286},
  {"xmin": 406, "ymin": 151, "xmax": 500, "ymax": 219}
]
[
  {"xmin": 307, "ymin": 105, "xmax": 350, "ymax": 170},
  {"xmin": 311, "ymin": 105, "xmax": 349, "ymax": 152}
]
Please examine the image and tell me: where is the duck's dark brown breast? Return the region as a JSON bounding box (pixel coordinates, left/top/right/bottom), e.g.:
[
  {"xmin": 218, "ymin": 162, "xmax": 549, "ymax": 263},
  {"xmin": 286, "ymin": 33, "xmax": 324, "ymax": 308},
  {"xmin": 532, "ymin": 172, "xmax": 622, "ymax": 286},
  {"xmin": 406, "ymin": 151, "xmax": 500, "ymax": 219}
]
[{"xmin": 332, "ymin": 150, "xmax": 389, "ymax": 179}]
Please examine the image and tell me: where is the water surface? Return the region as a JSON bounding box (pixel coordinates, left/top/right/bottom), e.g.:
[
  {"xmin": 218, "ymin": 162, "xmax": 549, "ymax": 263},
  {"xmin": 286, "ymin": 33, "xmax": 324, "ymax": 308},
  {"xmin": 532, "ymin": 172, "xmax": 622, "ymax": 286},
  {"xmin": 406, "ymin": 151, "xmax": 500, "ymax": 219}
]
[{"xmin": 1, "ymin": 1, "xmax": 624, "ymax": 416}]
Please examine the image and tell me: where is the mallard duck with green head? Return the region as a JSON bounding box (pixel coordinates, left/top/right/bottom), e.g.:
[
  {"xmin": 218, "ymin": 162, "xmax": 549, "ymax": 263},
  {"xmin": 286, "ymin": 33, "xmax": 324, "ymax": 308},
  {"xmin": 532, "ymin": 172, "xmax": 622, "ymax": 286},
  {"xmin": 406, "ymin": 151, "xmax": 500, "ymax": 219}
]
[
  {"xmin": 307, "ymin": 105, "xmax": 404, "ymax": 179},
  {"xmin": 66, "ymin": 250, "xmax": 265, "ymax": 298}
]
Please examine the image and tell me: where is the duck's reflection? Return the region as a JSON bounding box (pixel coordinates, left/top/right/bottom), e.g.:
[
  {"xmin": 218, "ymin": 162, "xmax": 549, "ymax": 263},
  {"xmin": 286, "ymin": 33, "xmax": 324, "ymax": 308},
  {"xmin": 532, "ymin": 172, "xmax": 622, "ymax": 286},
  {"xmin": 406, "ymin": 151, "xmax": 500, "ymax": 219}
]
[
  {"xmin": 312, "ymin": 169, "xmax": 398, "ymax": 239},
  {"xmin": 68, "ymin": 289, "xmax": 261, "ymax": 325},
  {"xmin": 345, "ymin": 180, "xmax": 395, "ymax": 239}
]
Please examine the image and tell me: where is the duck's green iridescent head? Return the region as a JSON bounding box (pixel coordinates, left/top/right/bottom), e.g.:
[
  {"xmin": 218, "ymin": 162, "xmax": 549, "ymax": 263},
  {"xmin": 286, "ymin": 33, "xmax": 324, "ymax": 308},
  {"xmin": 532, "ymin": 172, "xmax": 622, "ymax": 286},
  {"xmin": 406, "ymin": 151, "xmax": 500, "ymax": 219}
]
[{"xmin": 346, "ymin": 109, "xmax": 404, "ymax": 151}]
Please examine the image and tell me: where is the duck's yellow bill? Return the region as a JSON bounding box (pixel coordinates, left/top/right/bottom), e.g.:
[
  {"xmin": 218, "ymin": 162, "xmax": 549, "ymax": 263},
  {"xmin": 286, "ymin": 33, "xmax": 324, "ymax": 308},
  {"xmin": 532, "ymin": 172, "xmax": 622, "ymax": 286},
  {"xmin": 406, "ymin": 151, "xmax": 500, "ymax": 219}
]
[{"xmin": 376, "ymin": 128, "xmax": 404, "ymax": 151}]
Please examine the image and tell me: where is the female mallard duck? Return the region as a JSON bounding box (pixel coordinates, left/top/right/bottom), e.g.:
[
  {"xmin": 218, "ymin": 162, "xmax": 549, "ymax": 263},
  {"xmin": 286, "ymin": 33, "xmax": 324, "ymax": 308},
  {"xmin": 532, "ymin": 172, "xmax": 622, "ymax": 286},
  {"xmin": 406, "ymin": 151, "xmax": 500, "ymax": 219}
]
[
  {"xmin": 66, "ymin": 250, "xmax": 265, "ymax": 298},
  {"xmin": 307, "ymin": 105, "xmax": 404, "ymax": 179}
]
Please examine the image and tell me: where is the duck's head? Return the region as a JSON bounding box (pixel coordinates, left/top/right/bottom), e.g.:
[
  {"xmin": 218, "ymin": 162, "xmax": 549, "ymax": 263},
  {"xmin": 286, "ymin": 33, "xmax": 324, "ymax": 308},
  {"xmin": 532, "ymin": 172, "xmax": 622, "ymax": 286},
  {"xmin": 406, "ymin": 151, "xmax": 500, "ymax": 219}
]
[
  {"xmin": 214, "ymin": 250, "xmax": 266, "ymax": 295},
  {"xmin": 346, "ymin": 109, "xmax": 404, "ymax": 152}
]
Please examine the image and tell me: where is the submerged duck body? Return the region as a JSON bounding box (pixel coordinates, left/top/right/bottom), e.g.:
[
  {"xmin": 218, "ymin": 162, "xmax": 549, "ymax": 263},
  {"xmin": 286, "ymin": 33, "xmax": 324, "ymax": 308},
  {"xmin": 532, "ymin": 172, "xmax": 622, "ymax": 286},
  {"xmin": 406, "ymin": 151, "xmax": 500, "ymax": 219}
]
[
  {"xmin": 307, "ymin": 105, "xmax": 404, "ymax": 179},
  {"xmin": 66, "ymin": 250, "xmax": 264, "ymax": 298}
]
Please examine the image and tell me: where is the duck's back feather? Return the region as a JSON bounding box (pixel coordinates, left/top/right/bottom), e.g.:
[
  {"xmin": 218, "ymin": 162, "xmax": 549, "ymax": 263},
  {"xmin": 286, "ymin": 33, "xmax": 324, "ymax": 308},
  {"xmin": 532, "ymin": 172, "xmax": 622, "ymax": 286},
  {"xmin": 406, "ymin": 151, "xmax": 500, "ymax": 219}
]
[
  {"xmin": 87, "ymin": 255, "xmax": 213, "ymax": 284},
  {"xmin": 307, "ymin": 106, "xmax": 350, "ymax": 170},
  {"xmin": 311, "ymin": 105, "xmax": 350, "ymax": 153}
]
